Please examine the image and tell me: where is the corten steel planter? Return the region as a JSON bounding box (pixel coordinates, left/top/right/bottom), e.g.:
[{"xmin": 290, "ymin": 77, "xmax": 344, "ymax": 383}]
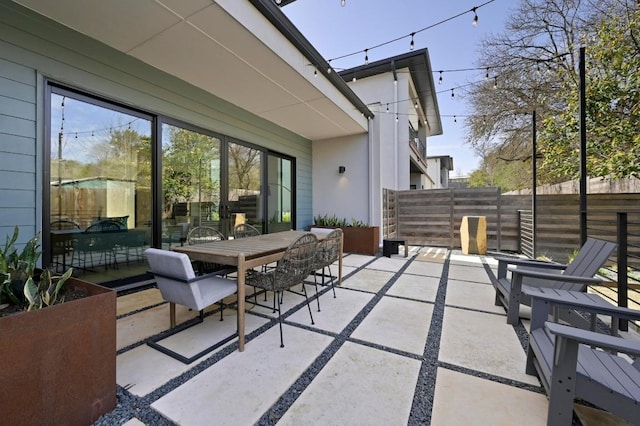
[
  {"xmin": 342, "ymin": 226, "xmax": 380, "ymax": 255},
  {"xmin": 0, "ymin": 277, "xmax": 117, "ymax": 426}
]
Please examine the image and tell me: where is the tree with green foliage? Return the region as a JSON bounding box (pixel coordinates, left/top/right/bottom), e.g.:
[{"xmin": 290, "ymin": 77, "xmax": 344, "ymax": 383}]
[
  {"xmin": 466, "ymin": 0, "xmax": 639, "ymax": 186},
  {"xmin": 541, "ymin": 8, "xmax": 640, "ymax": 180}
]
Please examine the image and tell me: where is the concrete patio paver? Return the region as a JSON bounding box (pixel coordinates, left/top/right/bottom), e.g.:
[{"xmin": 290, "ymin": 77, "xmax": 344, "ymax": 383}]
[
  {"xmin": 431, "ymin": 368, "xmax": 548, "ymax": 425},
  {"xmin": 386, "ymin": 274, "xmax": 440, "ymax": 302},
  {"xmin": 439, "ymin": 306, "xmax": 539, "ymax": 385},
  {"xmin": 340, "ymin": 268, "xmax": 394, "ymax": 293},
  {"xmin": 278, "ymin": 341, "xmax": 421, "ymax": 425},
  {"xmin": 445, "ymin": 278, "xmax": 505, "ymax": 314},
  {"xmin": 151, "ymin": 325, "xmax": 333, "ymax": 425},
  {"xmin": 351, "ymin": 296, "xmax": 433, "ymax": 355}
]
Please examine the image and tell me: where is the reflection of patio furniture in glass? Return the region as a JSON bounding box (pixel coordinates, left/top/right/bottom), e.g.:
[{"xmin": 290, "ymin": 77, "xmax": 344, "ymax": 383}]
[
  {"xmin": 73, "ymin": 220, "xmax": 126, "ymax": 270},
  {"xmin": 162, "ymin": 223, "xmax": 189, "ymax": 248},
  {"xmin": 50, "ymin": 220, "xmax": 80, "ymax": 272},
  {"xmin": 117, "ymin": 228, "xmax": 149, "ymax": 264}
]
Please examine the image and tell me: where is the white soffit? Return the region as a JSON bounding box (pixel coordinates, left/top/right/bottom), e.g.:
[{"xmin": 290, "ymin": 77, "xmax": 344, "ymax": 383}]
[{"xmin": 14, "ymin": 0, "xmax": 368, "ymax": 140}]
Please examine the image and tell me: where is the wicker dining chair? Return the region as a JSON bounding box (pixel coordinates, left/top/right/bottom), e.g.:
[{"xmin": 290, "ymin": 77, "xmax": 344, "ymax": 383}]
[
  {"xmin": 233, "ymin": 223, "xmax": 261, "ymax": 239},
  {"xmin": 187, "ymin": 226, "xmax": 226, "ymax": 274},
  {"xmin": 187, "ymin": 226, "xmax": 225, "ymax": 245},
  {"xmin": 245, "ymin": 232, "xmax": 318, "ymax": 347},
  {"xmin": 310, "ymin": 228, "xmax": 342, "ymax": 312}
]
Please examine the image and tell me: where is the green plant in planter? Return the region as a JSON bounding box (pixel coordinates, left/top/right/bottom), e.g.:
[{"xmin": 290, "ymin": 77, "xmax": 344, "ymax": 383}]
[
  {"xmin": 313, "ymin": 214, "xmax": 348, "ymax": 228},
  {"xmin": 0, "ymin": 226, "xmax": 73, "ymax": 312},
  {"xmin": 350, "ymin": 218, "xmax": 370, "ymax": 228}
]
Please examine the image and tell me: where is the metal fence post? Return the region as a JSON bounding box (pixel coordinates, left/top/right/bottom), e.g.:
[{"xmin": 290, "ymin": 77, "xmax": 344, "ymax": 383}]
[{"xmin": 617, "ymin": 212, "xmax": 628, "ymax": 331}]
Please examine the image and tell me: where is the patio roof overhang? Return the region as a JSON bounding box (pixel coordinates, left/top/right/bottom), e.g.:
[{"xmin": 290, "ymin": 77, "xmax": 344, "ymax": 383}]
[{"xmin": 12, "ymin": 0, "xmax": 372, "ymax": 141}]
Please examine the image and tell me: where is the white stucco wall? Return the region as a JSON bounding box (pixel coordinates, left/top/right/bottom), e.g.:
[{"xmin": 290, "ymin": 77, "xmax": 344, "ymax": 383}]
[
  {"xmin": 312, "ymin": 133, "xmax": 370, "ymax": 224},
  {"xmin": 347, "ymin": 71, "xmax": 412, "ymax": 192}
]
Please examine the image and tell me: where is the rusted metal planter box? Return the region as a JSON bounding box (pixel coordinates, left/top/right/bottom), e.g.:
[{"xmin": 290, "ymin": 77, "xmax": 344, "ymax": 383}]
[
  {"xmin": 342, "ymin": 226, "xmax": 380, "ymax": 255},
  {"xmin": 0, "ymin": 277, "xmax": 117, "ymax": 426}
]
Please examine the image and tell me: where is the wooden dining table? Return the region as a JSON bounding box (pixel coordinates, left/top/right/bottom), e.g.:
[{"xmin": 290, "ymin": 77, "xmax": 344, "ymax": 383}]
[{"xmin": 173, "ymin": 230, "xmax": 343, "ymax": 351}]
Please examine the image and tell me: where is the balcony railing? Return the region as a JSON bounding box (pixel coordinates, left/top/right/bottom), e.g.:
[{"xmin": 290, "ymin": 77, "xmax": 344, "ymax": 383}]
[{"xmin": 408, "ymin": 123, "xmax": 426, "ymax": 163}]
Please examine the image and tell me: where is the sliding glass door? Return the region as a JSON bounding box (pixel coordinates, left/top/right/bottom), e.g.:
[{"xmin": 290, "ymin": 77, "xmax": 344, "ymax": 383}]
[
  {"xmin": 161, "ymin": 123, "xmax": 222, "ymax": 246},
  {"xmin": 267, "ymin": 154, "xmax": 294, "ymax": 233},
  {"xmin": 224, "ymin": 141, "xmax": 263, "ymax": 236},
  {"xmin": 47, "ymin": 88, "xmax": 152, "ymax": 283}
]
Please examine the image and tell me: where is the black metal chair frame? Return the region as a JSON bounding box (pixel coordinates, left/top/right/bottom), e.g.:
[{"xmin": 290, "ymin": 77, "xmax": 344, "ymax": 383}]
[
  {"xmin": 311, "ymin": 228, "xmax": 342, "ymax": 312},
  {"xmin": 244, "ymin": 233, "xmax": 318, "ymax": 347}
]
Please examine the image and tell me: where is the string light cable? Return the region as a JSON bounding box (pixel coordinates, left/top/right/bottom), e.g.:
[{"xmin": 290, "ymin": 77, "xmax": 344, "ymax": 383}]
[{"xmin": 322, "ymin": 1, "xmax": 496, "ymax": 67}]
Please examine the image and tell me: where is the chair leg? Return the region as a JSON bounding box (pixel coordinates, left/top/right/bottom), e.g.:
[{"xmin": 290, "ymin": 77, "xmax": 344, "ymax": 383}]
[
  {"xmin": 219, "ymin": 301, "xmax": 224, "ymax": 321},
  {"xmin": 170, "ymin": 302, "xmax": 176, "ymax": 328},
  {"xmin": 302, "ymin": 282, "xmax": 315, "ymax": 326},
  {"xmin": 313, "ymin": 272, "xmax": 321, "ymax": 312},
  {"xmin": 326, "ymin": 265, "xmax": 336, "ymax": 298},
  {"xmin": 276, "ymin": 291, "xmax": 284, "ymax": 348}
]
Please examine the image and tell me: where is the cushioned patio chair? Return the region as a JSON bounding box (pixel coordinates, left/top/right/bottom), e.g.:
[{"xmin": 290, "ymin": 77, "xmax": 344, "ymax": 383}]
[
  {"xmin": 525, "ymin": 288, "xmax": 640, "ymax": 425},
  {"xmin": 493, "ymin": 237, "xmax": 616, "ymax": 325},
  {"xmin": 244, "ymin": 232, "xmax": 318, "ymax": 347},
  {"xmin": 144, "ymin": 248, "xmax": 238, "ymax": 363}
]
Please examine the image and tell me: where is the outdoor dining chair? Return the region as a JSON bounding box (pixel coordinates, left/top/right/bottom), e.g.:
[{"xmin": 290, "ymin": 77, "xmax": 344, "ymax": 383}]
[
  {"xmin": 187, "ymin": 226, "xmax": 226, "ymax": 274},
  {"xmin": 310, "ymin": 228, "xmax": 342, "ymax": 312},
  {"xmin": 144, "ymin": 248, "xmax": 238, "ymax": 363},
  {"xmin": 233, "ymin": 223, "xmax": 261, "ymax": 239},
  {"xmin": 244, "ymin": 232, "xmax": 318, "ymax": 347}
]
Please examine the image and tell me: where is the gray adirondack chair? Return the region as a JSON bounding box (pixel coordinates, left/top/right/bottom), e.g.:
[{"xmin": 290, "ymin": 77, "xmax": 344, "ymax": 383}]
[
  {"xmin": 493, "ymin": 238, "xmax": 617, "ymax": 325},
  {"xmin": 525, "ymin": 289, "xmax": 640, "ymax": 425}
]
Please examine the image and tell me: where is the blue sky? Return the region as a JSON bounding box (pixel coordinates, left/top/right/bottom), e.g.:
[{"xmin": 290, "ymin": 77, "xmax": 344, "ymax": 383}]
[{"xmin": 282, "ymin": 0, "xmax": 514, "ymax": 176}]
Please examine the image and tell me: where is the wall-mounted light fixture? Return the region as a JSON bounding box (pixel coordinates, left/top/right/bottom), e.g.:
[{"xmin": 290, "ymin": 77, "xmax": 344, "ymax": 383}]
[{"xmin": 338, "ymin": 166, "xmax": 346, "ymax": 174}]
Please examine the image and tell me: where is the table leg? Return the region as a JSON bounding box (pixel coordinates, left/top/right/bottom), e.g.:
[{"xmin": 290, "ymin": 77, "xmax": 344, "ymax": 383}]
[{"xmin": 237, "ymin": 253, "xmax": 246, "ymax": 352}]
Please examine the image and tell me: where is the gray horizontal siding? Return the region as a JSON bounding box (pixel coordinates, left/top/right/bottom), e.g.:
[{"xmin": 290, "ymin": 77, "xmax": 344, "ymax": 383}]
[
  {"xmin": 0, "ymin": 133, "xmax": 34, "ymax": 156},
  {"xmin": 0, "ymin": 44, "xmax": 36, "ymax": 243}
]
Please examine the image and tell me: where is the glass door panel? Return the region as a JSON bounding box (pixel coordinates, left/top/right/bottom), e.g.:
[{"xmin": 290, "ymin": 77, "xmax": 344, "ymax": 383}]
[
  {"xmin": 225, "ymin": 142, "xmax": 263, "ymax": 236},
  {"xmin": 267, "ymin": 155, "xmax": 293, "ymax": 233},
  {"xmin": 48, "ymin": 92, "xmax": 152, "ymax": 284},
  {"xmin": 161, "ymin": 124, "xmax": 221, "ymax": 246}
]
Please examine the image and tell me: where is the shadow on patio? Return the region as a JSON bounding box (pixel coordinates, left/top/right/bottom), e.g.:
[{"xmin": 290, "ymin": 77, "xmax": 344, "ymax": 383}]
[{"xmin": 98, "ymin": 247, "xmax": 634, "ymax": 425}]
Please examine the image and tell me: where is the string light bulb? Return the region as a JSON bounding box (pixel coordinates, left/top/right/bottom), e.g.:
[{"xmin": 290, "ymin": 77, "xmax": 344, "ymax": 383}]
[
  {"xmin": 275, "ymin": 0, "xmax": 281, "ymax": 4},
  {"xmin": 341, "ymin": 0, "xmax": 346, "ymax": 6},
  {"xmin": 327, "ymin": 60, "xmax": 332, "ymax": 74},
  {"xmin": 364, "ymin": 49, "xmax": 369, "ymax": 65},
  {"xmin": 314, "ymin": 68, "xmax": 317, "ymax": 77},
  {"xmin": 451, "ymin": 88, "xmax": 455, "ymax": 99},
  {"xmin": 454, "ymin": 115, "xmax": 457, "ymax": 123},
  {"xmin": 395, "ymin": 114, "xmax": 399, "ymax": 123},
  {"xmin": 386, "ymin": 104, "xmax": 389, "ymax": 113},
  {"xmin": 410, "ymin": 33, "xmax": 415, "ymax": 51},
  {"xmin": 438, "ymin": 71, "xmax": 443, "ymax": 85},
  {"xmin": 414, "ymin": 100, "xmax": 419, "ymax": 109},
  {"xmin": 493, "ymin": 76, "xmax": 498, "ymax": 89},
  {"xmin": 352, "ymin": 72, "xmax": 356, "ymax": 82},
  {"xmin": 485, "ymin": 68, "xmax": 489, "ymax": 80},
  {"xmin": 472, "ymin": 7, "xmax": 478, "ymax": 26}
]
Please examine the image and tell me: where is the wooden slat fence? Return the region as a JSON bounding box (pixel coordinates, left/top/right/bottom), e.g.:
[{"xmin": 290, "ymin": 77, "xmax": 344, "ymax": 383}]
[{"xmin": 384, "ymin": 188, "xmax": 640, "ymax": 264}]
